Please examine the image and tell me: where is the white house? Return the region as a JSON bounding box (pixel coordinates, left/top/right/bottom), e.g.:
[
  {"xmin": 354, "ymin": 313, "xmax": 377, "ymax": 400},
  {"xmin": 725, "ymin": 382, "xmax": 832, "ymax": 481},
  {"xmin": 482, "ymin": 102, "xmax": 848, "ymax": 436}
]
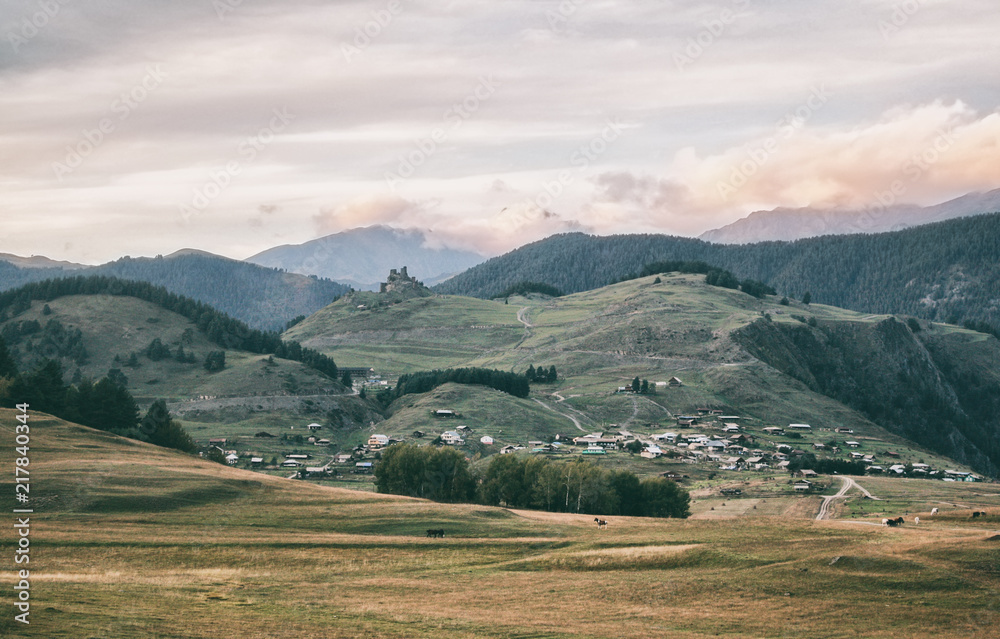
[
  {"xmin": 367, "ymin": 434, "xmax": 390, "ymax": 449},
  {"xmin": 225, "ymin": 453, "xmax": 239, "ymax": 465},
  {"xmin": 480, "ymin": 435, "xmax": 495, "ymax": 445},
  {"xmin": 441, "ymin": 431, "xmax": 465, "ymax": 445},
  {"xmin": 788, "ymin": 423, "xmax": 812, "ymax": 431},
  {"xmin": 641, "ymin": 445, "xmax": 664, "ymax": 459}
]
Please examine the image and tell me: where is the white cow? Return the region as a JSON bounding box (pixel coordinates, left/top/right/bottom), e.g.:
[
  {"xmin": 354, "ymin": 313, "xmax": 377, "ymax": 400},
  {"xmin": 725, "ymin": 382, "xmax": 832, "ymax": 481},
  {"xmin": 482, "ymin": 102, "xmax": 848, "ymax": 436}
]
[{"xmin": 914, "ymin": 517, "xmax": 920, "ymax": 525}]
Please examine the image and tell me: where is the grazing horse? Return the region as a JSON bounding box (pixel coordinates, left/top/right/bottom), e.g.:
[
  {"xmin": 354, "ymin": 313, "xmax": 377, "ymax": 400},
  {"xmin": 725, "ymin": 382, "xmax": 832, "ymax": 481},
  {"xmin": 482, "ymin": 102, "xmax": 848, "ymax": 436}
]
[
  {"xmin": 930, "ymin": 508, "xmax": 939, "ymax": 515},
  {"xmin": 426, "ymin": 528, "xmax": 445, "ymax": 538},
  {"xmin": 885, "ymin": 517, "xmax": 904, "ymax": 527},
  {"xmin": 881, "ymin": 518, "xmax": 890, "ymax": 526},
  {"xmin": 594, "ymin": 518, "xmax": 608, "ymax": 529},
  {"xmin": 972, "ymin": 511, "xmax": 986, "ymax": 519}
]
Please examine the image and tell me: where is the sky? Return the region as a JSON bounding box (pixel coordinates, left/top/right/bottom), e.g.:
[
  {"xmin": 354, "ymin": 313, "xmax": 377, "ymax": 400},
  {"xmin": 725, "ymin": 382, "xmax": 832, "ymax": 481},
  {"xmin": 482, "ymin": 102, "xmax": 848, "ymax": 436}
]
[{"xmin": 2, "ymin": 0, "xmax": 999, "ymax": 264}]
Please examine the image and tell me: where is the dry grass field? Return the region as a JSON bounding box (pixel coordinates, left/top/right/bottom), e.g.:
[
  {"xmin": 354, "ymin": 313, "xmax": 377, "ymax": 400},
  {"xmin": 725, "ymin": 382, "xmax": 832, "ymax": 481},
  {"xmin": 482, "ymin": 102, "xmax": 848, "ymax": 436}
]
[{"xmin": 2, "ymin": 410, "xmax": 998, "ymax": 638}]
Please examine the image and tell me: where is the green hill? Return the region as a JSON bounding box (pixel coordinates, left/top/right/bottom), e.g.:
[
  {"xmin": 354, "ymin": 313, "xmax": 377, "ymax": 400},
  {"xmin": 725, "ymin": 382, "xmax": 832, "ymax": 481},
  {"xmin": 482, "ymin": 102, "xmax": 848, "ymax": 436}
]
[
  {"xmin": 434, "ymin": 213, "xmax": 1000, "ymax": 335},
  {"xmin": 290, "ymin": 273, "xmax": 1000, "ymax": 476}
]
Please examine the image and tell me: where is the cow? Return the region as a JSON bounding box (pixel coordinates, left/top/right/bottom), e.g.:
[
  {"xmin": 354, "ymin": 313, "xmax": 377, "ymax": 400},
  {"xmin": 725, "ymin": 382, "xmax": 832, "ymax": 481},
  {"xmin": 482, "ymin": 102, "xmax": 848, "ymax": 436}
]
[
  {"xmin": 914, "ymin": 517, "xmax": 919, "ymax": 525},
  {"xmin": 972, "ymin": 511, "xmax": 986, "ymax": 519},
  {"xmin": 594, "ymin": 518, "xmax": 608, "ymax": 529}
]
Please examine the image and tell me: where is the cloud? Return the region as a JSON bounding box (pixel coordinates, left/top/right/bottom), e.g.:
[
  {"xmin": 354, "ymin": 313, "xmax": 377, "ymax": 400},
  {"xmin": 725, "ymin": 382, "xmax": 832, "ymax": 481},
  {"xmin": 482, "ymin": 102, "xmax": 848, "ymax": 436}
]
[
  {"xmin": 312, "ymin": 195, "xmax": 425, "ymax": 234},
  {"xmin": 591, "ymin": 101, "xmax": 1000, "ymax": 233}
]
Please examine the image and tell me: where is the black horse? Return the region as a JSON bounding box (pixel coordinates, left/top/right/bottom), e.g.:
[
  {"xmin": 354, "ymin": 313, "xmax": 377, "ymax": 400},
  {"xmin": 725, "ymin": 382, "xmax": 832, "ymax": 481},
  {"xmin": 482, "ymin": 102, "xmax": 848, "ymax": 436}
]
[{"xmin": 426, "ymin": 528, "xmax": 445, "ymax": 538}]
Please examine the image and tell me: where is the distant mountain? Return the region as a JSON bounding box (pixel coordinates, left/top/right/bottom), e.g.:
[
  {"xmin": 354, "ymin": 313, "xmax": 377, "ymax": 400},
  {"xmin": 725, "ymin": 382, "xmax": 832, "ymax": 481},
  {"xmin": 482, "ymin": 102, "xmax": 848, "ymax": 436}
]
[
  {"xmin": 434, "ymin": 213, "xmax": 1000, "ymax": 334},
  {"xmin": 0, "ymin": 251, "xmax": 349, "ymax": 331},
  {"xmin": 0, "ymin": 253, "xmax": 88, "ymax": 270},
  {"xmin": 700, "ymin": 188, "xmax": 1000, "ymax": 244},
  {"xmin": 246, "ymin": 225, "xmax": 486, "ymax": 290}
]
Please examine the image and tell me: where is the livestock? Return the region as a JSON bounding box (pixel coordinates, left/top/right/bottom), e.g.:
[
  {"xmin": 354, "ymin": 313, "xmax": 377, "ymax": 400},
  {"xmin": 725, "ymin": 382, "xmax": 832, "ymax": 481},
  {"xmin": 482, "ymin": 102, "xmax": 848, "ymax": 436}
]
[
  {"xmin": 914, "ymin": 517, "xmax": 919, "ymax": 525},
  {"xmin": 594, "ymin": 518, "xmax": 608, "ymax": 529},
  {"xmin": 930, "ymin": 508, "xmax": 939, "ymax": 515},
  {"xmin": 426, "ymin": 528, "xmax": 445, "ymax": 538},
  {"xmin": 972, "ymin": 511, "xmax": 987, "ymax": 519}
]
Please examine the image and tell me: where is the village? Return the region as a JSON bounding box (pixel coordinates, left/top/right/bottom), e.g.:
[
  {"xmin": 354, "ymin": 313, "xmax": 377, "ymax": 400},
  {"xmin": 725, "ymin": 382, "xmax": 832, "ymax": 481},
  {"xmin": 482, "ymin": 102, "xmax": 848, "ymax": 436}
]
[{"xmin": 200, "ymin": 373, "xmax": 984, "ymax": 491}]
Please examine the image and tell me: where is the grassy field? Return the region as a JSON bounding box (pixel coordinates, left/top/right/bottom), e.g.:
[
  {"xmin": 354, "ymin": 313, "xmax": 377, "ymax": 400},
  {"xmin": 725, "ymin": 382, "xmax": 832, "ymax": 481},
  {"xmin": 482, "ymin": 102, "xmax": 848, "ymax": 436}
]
[{"xmin": 1, "ymin": 410, "xmax": 998, "ymax": 638}]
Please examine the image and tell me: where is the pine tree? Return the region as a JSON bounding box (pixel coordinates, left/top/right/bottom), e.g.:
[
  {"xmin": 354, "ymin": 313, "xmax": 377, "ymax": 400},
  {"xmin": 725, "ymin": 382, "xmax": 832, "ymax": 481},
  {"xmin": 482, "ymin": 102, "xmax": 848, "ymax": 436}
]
[{"xmin": 631, "ymin": 376, "xmax": 641, "ymax": 393}]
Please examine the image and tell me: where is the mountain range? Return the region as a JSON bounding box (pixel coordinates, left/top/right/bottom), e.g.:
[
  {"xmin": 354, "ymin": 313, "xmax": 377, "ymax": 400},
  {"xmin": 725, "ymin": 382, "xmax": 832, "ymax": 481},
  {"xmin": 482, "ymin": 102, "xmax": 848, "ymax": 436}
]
[
  {"xmin": 246, "ymin": 225, "xmax": 486, "ymax": 290},
  {"xmin": 699, "ymin": 188, "xmax": 1000, "ymax": 244}
]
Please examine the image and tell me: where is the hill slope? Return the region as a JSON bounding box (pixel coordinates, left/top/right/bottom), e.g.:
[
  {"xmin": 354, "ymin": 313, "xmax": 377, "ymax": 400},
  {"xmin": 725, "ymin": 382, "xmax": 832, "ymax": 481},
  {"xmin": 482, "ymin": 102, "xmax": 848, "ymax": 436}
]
[
  {"xmin": 435, "ymin": 214, "xmax": 1000, "ymax": 334},
  {"xmin": 294, "ymin": 274, "xmax": 1000, "ymax": 475},
  {"xmin": 247, "ymin": 225, "xmax": 485, "ymax": 290},
  {"xmin": 0, "ymin": 250, "xmax": 349, "ymax": 331}
]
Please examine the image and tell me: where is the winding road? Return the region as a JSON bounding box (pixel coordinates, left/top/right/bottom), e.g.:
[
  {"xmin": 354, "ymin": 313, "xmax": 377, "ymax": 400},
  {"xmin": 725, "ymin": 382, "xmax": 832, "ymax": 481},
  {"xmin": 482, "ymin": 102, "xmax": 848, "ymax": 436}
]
[{"xmin": 817, "ymin": 476, "xmax": 879, "ymax": 520}]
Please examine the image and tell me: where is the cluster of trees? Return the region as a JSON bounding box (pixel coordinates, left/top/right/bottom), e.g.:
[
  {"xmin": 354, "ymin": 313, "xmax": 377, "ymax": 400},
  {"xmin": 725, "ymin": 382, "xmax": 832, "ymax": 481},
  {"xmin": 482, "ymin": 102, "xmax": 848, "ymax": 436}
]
[
  {"xmin": 434, "ymin": 214, "xmax": 1000, "ymax": 336},
  {"xmin": 0, "ymin": 339, "xmax": 195, "ymax": 453},
  {"xmin": 494, "ymin": 281, "xmax": 564, "ymax": 299},
  {"xmin": 0, "ymin": 252, "xmax": 349, "ymax": 331},
  {"xmin": 787, "ymin": 454, "xmax": 867, "ymax": 476},
  {"xmin": 629, "ymin": 376, "xmax": 653, "ymax": 394},
  {"xmin": 1, "ymin": 318, "xmax": 88, "ymax": 367},
  {"xmin": 0, "ymin": 276, "xmax": 338, "ymax": 380},
  {"xmin": 375, "ymin": 367, "xmax": 530, "ymax": 407},
  {"xmin": 525, "ymin": 364, "xmax": 557, "ymax": 383},
  {"xmin": 374, "ymin": 444, "xmax": 690, "ymax": 518}
]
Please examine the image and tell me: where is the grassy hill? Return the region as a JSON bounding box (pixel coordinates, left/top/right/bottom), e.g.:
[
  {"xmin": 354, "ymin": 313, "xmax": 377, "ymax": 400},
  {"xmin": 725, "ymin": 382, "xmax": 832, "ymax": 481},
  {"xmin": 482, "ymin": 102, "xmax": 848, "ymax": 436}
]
[
  {"xmin": 289, "ymin": 274, "xmax": 1000, "ymax": 476},
  {"xmin": 1, "ymin": 409, "xmax": 998, "ymax": 638},
  {"xmin": 434, "ymin": 213, "xmax": 1000, "ymax": 335},
  {"xmin": 0, "ymin": 294, "xmax": 384, "ymax": 445}
]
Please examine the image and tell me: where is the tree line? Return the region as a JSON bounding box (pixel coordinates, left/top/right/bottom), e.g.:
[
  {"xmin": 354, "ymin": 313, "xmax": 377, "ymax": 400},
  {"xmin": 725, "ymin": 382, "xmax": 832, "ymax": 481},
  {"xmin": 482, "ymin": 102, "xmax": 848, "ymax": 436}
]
[
  {"xmin": 374, "ymin": 443, "xmax": 690, "ymax": 518},
  {"xmin": 0, "ymin": 276, "xmax": 339, "ymax": 380},
  {"xmin": 0, "ymin": 338, "xmax": 196, "ymax": 453},
  {"xmin": 376, "ymin": 367, "xmax": 530, "ymax": 406}
]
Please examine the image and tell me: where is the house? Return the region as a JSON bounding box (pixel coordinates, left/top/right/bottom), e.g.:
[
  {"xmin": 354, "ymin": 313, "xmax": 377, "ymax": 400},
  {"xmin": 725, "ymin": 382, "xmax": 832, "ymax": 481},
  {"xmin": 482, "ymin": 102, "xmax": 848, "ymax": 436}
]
[
  {"xmin": 582, "ymin": 446, "xmax": 607, "ymax": 455},
  {"xmin": 835, "ymin": 427, "xmax": 854, "ymax": 434},
  {"xmin": 315, "ymin": 439, "xmax": 331, "ymax": 447},
  {"xmin": 705, "ymin": 440, "xmax": 728, "ymax": 452},
  {"xmin": 305, "ymin": 466, "xmax": 328, "ymax": 475},
  {"xmin": 849, "ymin": 452, "xmax": 865, "ymax": 460},
  {"xmin": 661, "ymin": 471, "xmax": 687, "ymax": 481},
  {"xmin": 225, "ymin": 453, "xmax": 239, "ymax": 465},
  {"xmin": 796, "ymin": 469, "xmax": 818, "ymax": 479},
  {"xmin": 793, "ymin": 480, "xmax": 813, "ymax": 491},
  {"xmin": 863, "ymin": 454, "xmax": 876, "ymax": 463},
  {"xmin": 440, "ymin": 431, "xmax": 465, "ymax": 445},
  {"xmin": 281, "ymin": 459, "xmax": 303, "ymax": 468},
  {"xmin": 762, "ymin": 427, "xmax": 785, "ymax": 436},
  {"xmin": 883, "ymin": 451, "xmax": 901, "ymax": 458},
  {"xmin": 334, "ymin": 454, "xmax": 353, "ymax": 464},
  {"xmin": 456, "ymin": 425, "xmax": 471, "ymax": 433},
  {"xmin": 845, "ymin": 441, "xmax": 861, "ymax": 448},
  {"xmin": 367, "ymin": 434, "xmax": 390, "ymax": 449},
  {"xmin": 353, "ymin": 462, "xmax": 373, "ymax": 474},
  {"xmin": 480, "ymin": 435, "xmax": 495, "ymax": 445},
  {"xmin": 812, "ymin": 443, "xmax": 826, "ymax": 450},
  {"xmin": 641, "ymin": 445, "xmax": 664, "ymax": 459},
  {"xmin": 500, "ymin": 445, "xmax": 522, "ymax": 455},
  {"xmin": 652, "ymin": 432, "xmax": 678, "ymax": 443},
  {"xmin": 434, "ymin": 409, "xmax": 456, "ymax": 418},
  {"xmin": 286, "ymin": 454, "xmax": 310, "ymax": 460},
  {"xmin": 307, "ymin": 423, "xmax": 323, "ymax": 431},
  {"xmin": 676, "ymin": 418, "xmax": 696, "ymax": 428},
  {"xmin": 668, "ymin": 376, "xmax": 683, "ymax": 387},
  {"xmin": 250, "ymin": 457, "xmax": 263, "ymax": 465},
  {"xmin": 722, "ymin": 423, "xmax": 741, "ymax": 433},
  {"xmin": 728, "ymin": 434, "xmax": 750, "ymax": 444},
  {"xmin": 788, "ymin": 423, "xmax": 812, "ymax": 431},
  {"xmin": 209, "ymin": 438, "xmax": 227, "ymax": 446}
]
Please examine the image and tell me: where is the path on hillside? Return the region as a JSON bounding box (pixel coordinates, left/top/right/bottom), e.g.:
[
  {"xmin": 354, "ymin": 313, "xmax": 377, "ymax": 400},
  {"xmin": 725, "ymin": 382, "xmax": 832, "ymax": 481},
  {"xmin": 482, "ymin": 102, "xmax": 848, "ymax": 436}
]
[
  {"xmin": 514, "ymin": 306, "xmax": 534, "ymax": 348},
  {"xmin": 817, "ymin": 477, "xmax": 879, "ymax": 520},
  {"xmin": 550, "ymin": 391, "xmax": 596, "ymax": 429},
  {"xmin": 533, "ymin": 398, "xmax": 587, "ymax": 432}
]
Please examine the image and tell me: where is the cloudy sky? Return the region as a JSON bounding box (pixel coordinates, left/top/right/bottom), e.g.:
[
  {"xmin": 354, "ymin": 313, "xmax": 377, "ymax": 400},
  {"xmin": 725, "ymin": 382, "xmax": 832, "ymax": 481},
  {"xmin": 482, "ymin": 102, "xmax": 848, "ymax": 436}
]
[{"xmin": 2, "ymin": 0, "xmax": 999, "ymax": 263}]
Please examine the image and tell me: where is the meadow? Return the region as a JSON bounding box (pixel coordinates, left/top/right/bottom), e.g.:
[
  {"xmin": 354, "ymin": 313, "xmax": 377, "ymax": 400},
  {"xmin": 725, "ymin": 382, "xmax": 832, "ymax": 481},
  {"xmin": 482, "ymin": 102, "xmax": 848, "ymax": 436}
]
[{"xmin": 1, "ymin": 410, "xmax": 998, "ymax": 639}]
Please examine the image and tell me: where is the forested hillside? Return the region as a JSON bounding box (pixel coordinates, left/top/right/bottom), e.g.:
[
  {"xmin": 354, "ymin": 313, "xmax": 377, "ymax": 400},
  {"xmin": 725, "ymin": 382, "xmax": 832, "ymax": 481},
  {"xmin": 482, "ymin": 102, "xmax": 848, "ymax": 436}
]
[
  {"xmin": 0, "ymin": 251, "xmax": 349, "ymax": 330},
  {"xmin": 435, "ymin": 213, "xmax": 1000, "ymax": 333}
]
